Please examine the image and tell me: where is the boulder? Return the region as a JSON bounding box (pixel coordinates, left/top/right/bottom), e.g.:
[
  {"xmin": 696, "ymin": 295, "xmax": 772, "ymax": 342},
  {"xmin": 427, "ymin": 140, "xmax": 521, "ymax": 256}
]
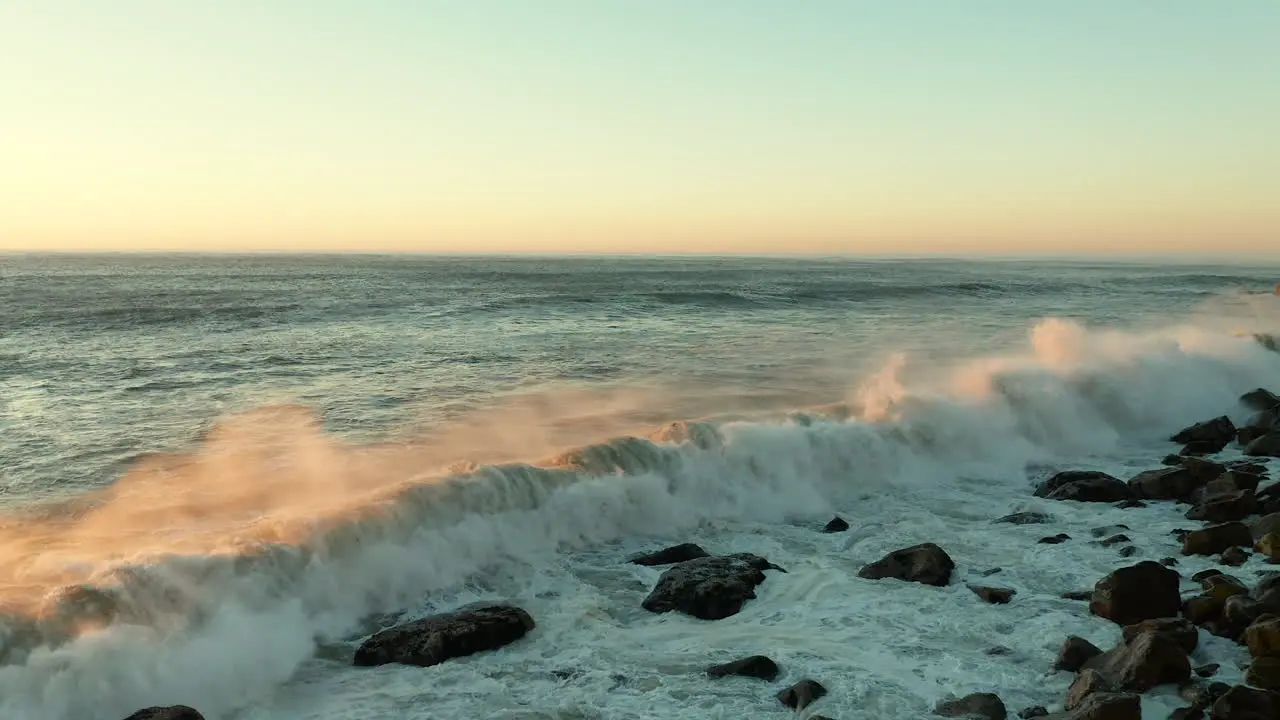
[
  {"xmin": 1098, "ymin": 534, "xmax": 1131, "ymax": 547},
  {"xmin": 1051, "ymin": 692, "xmax": 1140, "ymax": 719},
  {"xmin": 1246, "ymin": 657, "xmax": 1280, "ymax": 690},
  {"xmin": 1245, "ymin": 617, "xmax": 1280, "ymax": 658},
  {"xmin": 858, "ymin": 543, "xmax": 954, "ymax": 587},
  {"xmin": 1183, "ymin": 523, "xmax": 1254, "ymax": 556},
  {"xmin": 1045, "ymin": 476, "xmax": 1133, "ymax": 503},
  {"xmin": 1065, "ymin": 669, "xmax": 1114, "ymax": 710},
  {"xmin": 1257, "ymin": 574, "xmax": 1280, "ymax": 613},
  {"xmin": 1089, "ymin": 561, "xmax": 1181, "ymax": 625},
  {"xmin": 1259, "ymin": 533, "xmax": 1280, "ymax": 559},
  {"xmin": 630, "ymin": 543, "xmax": 710, "ymax": 566},
  {"xmin": 1173, "ymin": 416, "xmax": 1237, "ymax": 449},
  {"xmin": 776, "ymin": 679, "xmax": 826, "ymax": 711},
  {"xmin": 1240, "ymin": 388, "xmax": 1280, "ymax": 412},
  {"xmin": 995, "ymin": 512, "xmax": 1054, "ymax": 525},
  {"xmin": 122, "ymin": 709, "xmax": 205, "ymax": 720},
  {"xmin": 935, "ymin": 693, "xmax": 1007, "ymax": 719},
  {"xmin": 1184, "ymin": 595, "xmax": 1225, "ymax": 626},
  {"xmin": 353, "ymin": 604, "xmax": 535, "ymax": 668},
  {"xmin": 1187, "ymin": 490, "xmax": 1257, "ymax": 523},
  {"xmin": 706, "ymin": 655, "xmax": 779, "ymax": 681},
  {"xmin": 1056, "ymin": 636, "xmax": 1103, "ymax": 672},
  {"xmin": 1245, "ymin": 432, "xmax": 1280, "ymax": 458},
  {"xmin": 1223, "ymin": 596, "xmax": 1263, "ymax": 635},
  {"xmin": 642, "ymin": 554, "xmax": 785, "ymax": 620},
  {"xmin": 1196, "ymin": 663, "xmax": 1222, "ymax": 678},
  {"xmin": 1252, "ymin": 513, "xmax": 1280, "ymax": 542},
  {"xmin": 1083, "ymin": 631, "xmax": 1192, "ymax": 692},
  {"xmin": 970, "ymin": 586, "xmax": 1016, "ymax": 604},
  {"xmin": 1129, "ymin": 466, "xmax": 1207, "ymax": 500},
  {"xmin": 1203, "ymin": 574, "xmax": 1251, "ymax": 600},
  {"xmin": 1018, "ymin": 707, "xmax": 1049, "ymax": 718},
  {"xmin": 1222, "ymin": 547, "xmax": 1251, "ymax": 567},
  {"xmin": 1208, "ymin": 684, "xmax": 1280, "ymax": 718},
  {"xmin": 1035, "ymin": 471, "xmax": 1123, "ymax": 498},
  {"xmin": 822, "ymin": 517, "xmax": 850, "ymax": 533},
  {"xmin": 1121, "ymin": 618, "xmax": 1199, "ymax": 655},
  {"xmin": 1040, "ymin": 534, "xmax": 1072, "ymax": 545},
  {"xmin": 1205, "ymin": 471, "xmax": 1264, "ymax": 495}
]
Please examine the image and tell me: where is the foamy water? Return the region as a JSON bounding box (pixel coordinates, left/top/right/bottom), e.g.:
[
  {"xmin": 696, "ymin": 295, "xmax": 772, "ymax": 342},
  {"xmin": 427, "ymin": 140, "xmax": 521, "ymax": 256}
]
[{"xmin": 1, "ymin": 256, "xmax": 1278, "ymax": 718}]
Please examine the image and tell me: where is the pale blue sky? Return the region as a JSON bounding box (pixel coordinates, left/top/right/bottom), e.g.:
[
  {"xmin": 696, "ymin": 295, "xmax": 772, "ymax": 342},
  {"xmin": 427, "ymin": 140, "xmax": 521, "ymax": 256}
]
[{"xmin": 1, "ymin": 1, "xmax": 1277, "ymax": 253}]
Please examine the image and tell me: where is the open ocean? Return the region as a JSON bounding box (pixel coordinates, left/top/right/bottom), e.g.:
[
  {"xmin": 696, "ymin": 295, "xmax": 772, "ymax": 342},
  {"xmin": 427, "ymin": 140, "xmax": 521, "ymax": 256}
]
[{"xmin": 2, "ymin": 253, "xmax": 1280, "ymax": 720}]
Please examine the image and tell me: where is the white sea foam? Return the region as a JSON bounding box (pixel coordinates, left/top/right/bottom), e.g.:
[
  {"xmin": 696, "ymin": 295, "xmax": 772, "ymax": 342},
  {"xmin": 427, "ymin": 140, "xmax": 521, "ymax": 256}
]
[{"xmin": 0, "ymin": 313, "xmax": 1278, "ymax": 719}]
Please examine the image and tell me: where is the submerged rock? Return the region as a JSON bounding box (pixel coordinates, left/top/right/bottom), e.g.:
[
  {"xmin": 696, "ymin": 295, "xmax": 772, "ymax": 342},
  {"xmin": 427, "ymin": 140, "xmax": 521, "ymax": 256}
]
[
  {"xmin": 353, "ymin": 603, "xmax": 535, "ymax": 668},
  {"xmin": 995, "ymin": 512, "xmax": 1054, "ymax": 525},
  {"xmin": 122, "ymin": 709, "xmax": 205, "ymax": 720},
  {"xmin": 970, "ymin": 585, "xmax": 1016, "ymax": 604},
  {"xmin": 629, "ymin": 543, "xmax": 710, "ymax": 566},
  {"xmin": 858, "ymin": 543, "xmax": 955, "ymax": 586},
  {"xmin": 822, "ymin": 516, "xmax": 850, "ymax": 533},
  {"xmin": 706, "ymin": 655, "xmax": 779, "ymax": 681},
  {"xmin": 934, "ymin": 692, "xmax": 1007, "ymax": 719},
  {"xmin": 1089, "ymin": 561, "xmax": 1181, "ymax": 626},
  {"xmin": 642, "ymin": 553, "xmax": 784, "ymax": 620},
  {"xmin": 776, "ymin": 679, "xmax": 826, "ymax": 711}
]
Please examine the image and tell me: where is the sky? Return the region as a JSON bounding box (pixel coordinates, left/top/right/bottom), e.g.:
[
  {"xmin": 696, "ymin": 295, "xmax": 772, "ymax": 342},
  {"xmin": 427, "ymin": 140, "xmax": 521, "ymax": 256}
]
[{"xmin": 1, "ymin": 1, "xmax": 1278, "ymax": 255}]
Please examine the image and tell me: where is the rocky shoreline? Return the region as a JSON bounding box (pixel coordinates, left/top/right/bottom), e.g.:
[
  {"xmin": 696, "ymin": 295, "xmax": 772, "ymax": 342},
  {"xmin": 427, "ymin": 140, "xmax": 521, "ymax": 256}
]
[{"xmin": 123, "ymin": 388, "xmax": 1280, "ymax": 720}]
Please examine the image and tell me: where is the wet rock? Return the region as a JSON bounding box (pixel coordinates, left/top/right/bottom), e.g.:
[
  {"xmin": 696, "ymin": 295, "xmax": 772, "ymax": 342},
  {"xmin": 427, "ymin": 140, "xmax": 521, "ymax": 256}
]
[
  {"xmin": 1194, "ymin": 568, "xmax": 1226, "ymax": 582},
  {"xmin": 1065, "ymin": 669, "xmax": 1114, "ymax": 710},
  {"xmin": 1207, "ymin": 471, "xmax": 1264, "ymax": 495},
  {"xmin": 1184, "ymin": 595, "xmax": 1225, "ymax": 626},
  {"xmin": 1182, "ymin": 682, "xmax": 1232, "ymax": 709},
  {"xmin": 1253, "ymin": 574, "xmax": 1280, "ymax": 613},
  {"xmin": 629, "ymin": 543, "xmax": 711, "ymax": 566},
  {"xmin": 1173, "ymin": 416, "xmax": 1237, "ymax": 451},
  {"xmin": 1046, "ymin": 476, "xmax": 1134, "ymax": 503},
  {"xmin": 1223, "ymin": 596, "xmax": 1263, "ymax": 634},
  {"xmin": 995, "ymin": 512, "xmax": 1055, "ymax": 525},
  {"xmin": 1163, "ymin": 557, "xmax": 1181, "ymax": 567},
  {"xmin": 1040, "ymin": 534, "xmax": 1072, "ymax": 545},
  {"xmin": 1098, "ymin": 534, "xmax": 1132, "ymax": 547},
  {"xmin": 1115, "ymin": 499, "xmax": 1147, "ymax": 509},
  {"xmin": 353, "ymin": 603, "xmax": 535, "ymax": 668},
  {"xmin": 1117, "ymin": 546, "xmax": 1138, "ymax": 558},
  {"xmin": 1091, "ymin": 525, "xmax": 1132, "ymax": 538},
  {"xmin": 1090, "ymin": 561, "xmax": 1182, "ymax": 625},
  {"xmin": 1202, "ymin": 574, "xmax": 1250, "ymax": 600},
  {"xmin": 1018, "ymin": 707, "xmax": 1049, "ymax": 719},
  {"xmin": 642, "ymin": 554, "xmax": 785, "ymax": 620},
  {"xmin": 1083, "ymin": 630, "xmax": 1192, "ymax": 692},
  {"xmin": 1188, "ymin": 490, "xmax": 1257, "ymax": 523},
  {"xmin": 1130, "ymin": 466, "xmax": 1207, "ymax": 500},
  {"xmin": 1063, "ymin": 590, "xmax": 1093, "ymax": 601},
  {"xmin": 1054, "ymin": 692, "xmax": 1140, "ymax": 720},
  {"xmin": 986, "ymin": 645, "xmax": 1014, "ymax": 656},
  {"xmin": 1171, "ymin": 708, "xmax": 1206, "ymax": 720},
  {"xmin": 1245, "ymin": 432, "xmax": 1280, "ymax": 458},
  {"xmin": 776, "ymin": 679, "xmax": 826, "ymax": 711},
  {"xmin": 1221, "ymin": 547, "xmax": 1251, "ymax": 567},
  {"xmin": 122, "ymin": 709, "xmax": 205, "ymax": 720},
  {"xmin": 1056, "ymin": 636, "xmax": 1103, "ymax": 672},
  {"xmin": 1035, "ymin": 471, "xmax": 1124, "ymax": 498},
  {"xmin": 1240, "ymin": 388, "xmax": 1280, "ymax": 412},
  {"xmin": 822, "ymin": 517, "xmax": 850, "ymax": 533},
  {"xmin": 1208, "ymin": 684, "xmax": 1280, "ymax": 719},
  {"xmin": 1245, "ymin": 656, "xmax": 1280, "ymax": 690},
  {"xmin": 935, "ymin": 692, "xmax": 1007, "ymax": 719},
  {"xmin": 1245, "ymin": 617, "xmax": 1280, "ymax": 658},
  {"xmin": 1183, "ymin": 523, "xmax": 1254, "ymax": 556},
  {"xmin": 1252, "ymin": 513, "xmax": 1280, "ymax": 543},
  {"xmin": 707, "ymin": 655, "xmax": 779, "ymax": 681},
  {"xmin": 981, "ymin": 568, "xmax": 1004, "ymax": 577},
  {"xmin": 1174, "ymin": 529, "xmax": 1194, "ymax": 541},
  {"xmin": 970, "ymin": 586, "xmax": 1016, "ymax": 604},
  {"xmin": 858, "ymin": 543, "xmax": 954, "ymax": 587},
  {"xmin": 1196, "ymin": 663, "xmax": 1222, "ymax": 678},
  {"xmin": 1121, "ymin": 618, "xmax": 1199, "ymax": 654}
]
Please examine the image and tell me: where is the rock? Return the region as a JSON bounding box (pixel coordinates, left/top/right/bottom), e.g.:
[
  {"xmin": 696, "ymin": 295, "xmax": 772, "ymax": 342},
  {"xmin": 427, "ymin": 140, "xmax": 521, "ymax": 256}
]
[
  {"xmin": 1207, "ymin": 471, "xmax": 1264, "ymax": 495},
  {"xmin": 1164, "ymin": 454, "xmax": 1186, "ymax": 466},
  {"xmin": 1171, "ymin": 708, "xmax": 1206, "ymax": 720},
  {"xmin": 1054, "ymin": 692, "xmax": 1140, "ymax": 719},
  {"xmin": 1040, "ymin": 534, "xmax": 1073, "ymax": 545},
  {"xmin": 1184, "ymin": 523, "xmax": 1254, "ymax": 556},
  {"xmin": 995, "ymin": 512, "xmax": 1055, "ymax": 525},
  {"xmin": 1246, "ymin": 657, "xmax": 1280, "ymax": 690},
  {"xmin": 970, "ymin": 586, "xmax": 1016, "ymax": 604},
  {"xmin": 1121, "ymin": 618, "xmax": 1199, "ymax": 654},
  {"xmin": 1253, "ymin": 574, "xmax": 1280, "ymax": 613},
  {"xmin": 1208, "ymin": 684, "xmax": 1280, "ymax": 718},
  {"xmin": 1173, "ymin": 416, "xmax": 1237, "ymax": 449},
  {"xmin": 858, "ymin": 543, "xmax": 954, "ymax": 587},
  {"xmin": 986, "ymin": 646, "xmax": 1015, "ymax": 656},
  {"xmin": 1203, "ymin": 574, "xmax": 1250, "ymax": 600},
  {"xmin": 1130, "ymin": 466, "xmax": 1207, "ymax": 500},
  {"xmin": 1090, "ymin": 561, "xmax": 1182, "ymax": 625},
  {"xmin": 1222, "ymin": 547, "xmax": 1251, "ymax": 567},
  {"xmin": 1223, "ymin": 596, "xmax": 1263, "ymax": 634},
  {"xmin": 1115, "ymin": 499, "xmax": 1147, "ymax": 509},
  {"xmin": 1259, "ymin": 534, "xmax": 1280, "ymax": 559},
  {"xmin": 1056, "ymin": 636, "xmax": 1103, "ymax": 672},
  {"xmin": 1117, "ymin": 546, "xmax": 1138, "ymax": 558},
  {"xmin": 122, "ymin": 709, "xmax": 205, "ymax": 720},
  {"xmin": 1175, "ymin": 529, "xmax": 1194, "ymax": 541},
  {"xmin": 1185, "ymin": 440, "xmax": 1229, "ymax": 455},
  {"xmin": 1253, "ymin": 513, "xmax": 1280, "ymax": 542},
  {"xmin": 352, "ymin": 604, "xmax": 535, "ymax": 668},
  {"xmin": 1099, "ymin": 534, "xmax": 1132, "ymax": 547},
  {"xmin": 822, "ymin": 517, "xmax": 850, "ymax": 533},
  {"xmin": 1046, "ymin": 476, "xmax": 1134, "ymax": 503},
  {"xmin": 1036, "ymin": 471, "xmax": 1124, "ymax": 498},
  {"xmin": 1063, "ymin": 590, "xmax": 1093, "ymax": 601},
  {"xmin": 1194, "ymin": 569, "xmax": 1226, "ymax": 582},
  {"xmin": 1163, "ymin": 557, "xmax": 1181, "ymax": 567},
  {"xmin": 1183, "ymin": 682, "xmax": 1232, "ymax": 709},
  {"xmin": 1083, "ymin": 631, "xmax": 1192, "ymax": 692},
  {"xmin": 935, "ymin": 693, "xmax": 1007, "ymax": 719},
  {"xmin": 1188, "ymin": 490, "xmax": 1257, "ymax": 523},
  {"xmin": 706, "ymin": 655, "xmax": 779, "ymax": 681},
  {"xmin": 776, "ymin": 679, "xmax": 826, "ymax": 711},
  {"xmin": 1018, "ymin": 707, "xmax": 1049, "ymax": 719},
  {"xmin": 1196, "ymin": 663, "xmax": 1222, "ymax": 677},
  {"xmin": 1245, "ymin": 432, "xmax": 1280, "ymax": 458},
  {"xmin": 1065, "ymin": 669, "xmax": 1114, "ymax": 710},
  {"xmin": 1245, "ymin": 618, "xmax": 1280, "ymax": 658},
  {"xmin": 981, "ymin": 567, "xmax": 1004, "ymax": 577},
  {"xmin": 1240, "ymin": 388, "xmax": 1280, "ymax": 412},
  {"xmin": 1184, "ymin": 595, "xmax": 1225, "ymax": 626},
  {"xmin": 629, "ymin": 543, "xmax": 711, "ymax": 566},
  {"xmin": 642, "ymin": 554, "xmax": 784, "ymax": 620}
]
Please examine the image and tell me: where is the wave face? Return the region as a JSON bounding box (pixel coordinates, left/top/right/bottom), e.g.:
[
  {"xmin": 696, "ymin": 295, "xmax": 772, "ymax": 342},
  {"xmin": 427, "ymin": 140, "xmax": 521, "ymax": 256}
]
[{"xmin": 1, "ymin": 256, "xmax": 1279, "ymax": 718}]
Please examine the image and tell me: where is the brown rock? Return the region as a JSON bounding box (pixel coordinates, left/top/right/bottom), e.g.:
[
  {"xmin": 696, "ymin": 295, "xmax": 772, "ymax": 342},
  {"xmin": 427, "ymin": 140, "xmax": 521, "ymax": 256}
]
[
  {"xmin": 1056, "ymin": 636, "xmax": 1104, "ymax": 672},
  {"xmin": 1246, "ymin": 618, "xmax": 1280, "ymax": 658},
  {"xmin": 1207, "ymin": 471, "xmax": 1264, "ymax": 495},
  {"xmin": 1202, "ymin": 573, "xmax": 1249, "ymax": 597},
  {"xmin": 1121, "ymin": 618, "xmax": 1199, "ymax": 654},
  {"xmin": 1065, "ymin": 669, "xmax": 1114, "ymax": 710},
  {"xmin": 1036, "ymin": 471, "xmax": 1125, "ymax": 498},
  {"xmin": 1245, "ymin": 432, "xmax": 1280, "ymax": 458},
  {"xmin": 353, "ymin": 604, "xmax": 535, "ymax": 668},
  {"xmin": 1222, "ymin": 547, "xmax": 1252, "ymax": 567},
  {"xmin": 776, "ymin": 679, "xmax": 826, "ymax": 711},
  {"xmin": 1185, "ymin": 595, "xmax": 1225, "ymax": 626},
  {"xmin": 706, "ymin": 655, "xmax": 779, "ymax": 681},
  {"xmin": 970, "ymin": 586, "xmax": 1016, "ymax": 604},
  {"xmin": 934, "ymin": 693, "xmax": 1007, "ymax": 719},
  {"xmin": 1208, "ymin": 684, "xmax": 1280, "ymax": 718},
  {"xmin": 1240, "ymin": 388, "xmax": 1280, "ymax": 412},
  {"xmin": 1246, "ymin": 657, "xmax": 1280, "ymax": 690},
  {"xmin": 1173, "ymin": 416, "xmax": 1237, "ymax": 449},
  {"xmin": 1258, "ymin": 533, "xmax": 1280, "ymax": 559},
  {"xmin": 1056, "ymin": 691, "xmax": 1140, "ymax": 719},
  {"xmin": 1183, "ymin": 523, "xmax": 1255, "ymax": 556},
  {"xmin": 1083, "ymin": 631, "xmax": 1192, "ymax": 692},
  {"xmin": 858, "ymin": 543, "xmax": 954, "ymax": 586},
  {"xmin": 1188, "ymin": 490, "xmax": 1257, "ymax": 523},
  {"xmin": 1253, "ymin": 513, "xmax": 1280, "ymax": 543},
  {"xmin": 1129, "ymin": 466, "xmax": 1206, "ymax": 500},
  {"xmin": 1223, "ymin": 596, "xmax": 1263, "ymax": 634},
  {"xmin": 1089, "ymin": 561, "xmax": 1182, "ymax": 625},
  {"xmin": 1256, "ymin": 574, "xmax": 1280, "ymax": 614}
]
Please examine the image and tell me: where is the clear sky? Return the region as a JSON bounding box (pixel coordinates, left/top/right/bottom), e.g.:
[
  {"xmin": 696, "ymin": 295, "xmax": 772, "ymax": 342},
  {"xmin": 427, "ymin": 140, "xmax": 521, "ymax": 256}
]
[{"xmin": 1, "ymin": 1, "xmax": 1278, "ymax": 254}]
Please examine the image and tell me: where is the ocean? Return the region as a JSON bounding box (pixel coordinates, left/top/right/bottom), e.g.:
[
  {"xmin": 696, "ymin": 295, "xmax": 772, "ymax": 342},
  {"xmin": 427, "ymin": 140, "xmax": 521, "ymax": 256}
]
[{"xmin": 1, "ymin": 254, "xmax": 1279, "ymax": 719}]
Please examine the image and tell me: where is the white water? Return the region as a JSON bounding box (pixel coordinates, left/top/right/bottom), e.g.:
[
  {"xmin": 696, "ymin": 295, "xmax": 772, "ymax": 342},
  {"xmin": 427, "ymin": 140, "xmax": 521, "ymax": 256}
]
[{"xmin": 2, "ymin": 313, "xmax": 1279, "ymax": 719}]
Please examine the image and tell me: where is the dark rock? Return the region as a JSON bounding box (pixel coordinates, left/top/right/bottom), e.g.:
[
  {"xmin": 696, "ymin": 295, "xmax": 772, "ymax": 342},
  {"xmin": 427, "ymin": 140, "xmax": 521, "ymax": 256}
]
[
  {"xmin": 1063, "ymin": 590, "xmax": 1092, "ymax": 601},
  {"xmin": 1040, "ymin": 534, "xmax": 1072, "ymax": 545},
  {"xmin": 1163, "ymin": 557, "xmax": 1181, "ymax": 567},
  {"xmin": 1130, "ymin": 466, "xmax": 1207, "ymax": 500},
  {"xmin": 981, "ymin": 568, "xmax": 1004, "ymax": 577},
  {"xmin": 995, "ymin": 512, "xmax": 1054, "ymax": 525},
  {"xmin": 1121, "ymin": 618, "xmax": 1199, "ymax": 655},
  {"xmin": 1245, "ymin": 432, "xmax": 1280, "ymax": 458},
  {"xmin": 1223, "ymin": 596, "xmax": 1263, "ymax": 634},
  {"xmin": 1099, "ymin": 534, "xmax": 1132, "ymax": 547},
  {"xmin": 776, "ymin": 679, "xmax": 826, "ymax": 711},
  {"xmin": 1208, "ymin": 684, "xmax": 1280, "ymax": 719},
  {"xmin": 1240, "ymin": 427, "xmax": 1271, "ymax": 447},
  {"xmin": 1115, "ymin": 499, "xmax": 1147, "ymax": 509},
  {"xmin": 1018, "ymin": 707, "xmax": 1048, "ymax": 719},
  {"xmin": 1090, "ymin": 561, "xmax": 1182, "ymax": 625},
  {"xmin": 1252, "ymin": 513, "xmax": 1280, "ymax": 543},
  {"xmin": 353, "ymin": 604, "xmax": 535, "ymax": 668},
  {"xmin": 986, "ymin": 645, "xmax": 1014, "ymax": 656},
  {"xmin": 1173, "ymin": 416, "xmax": 1237, "ymax": 448},
  {"xmin": 1240, "ymin": 388, "xmax": 1280, "ymax": 412},
  {"xmin": 1207, "ymin": 471, "xmax": 1264, "ymax": 495},
  {"xmin": 1055, "ymin": 692, "xmax": 1140, "ymax": 719},
  {"xmin": 1183, "ymin": 523, "xmax": 1254, "ymax": 556},
  {"xmin": 1065, "ymin": 669, "xmax": 1114, "ymax": 710},
  {"xmin": 1036, "ymin": 471, "xmax": 1123, "ymax": 498},
  {"xmin": 1184, "ymin": 595, "xmax": 1225, "ymax": 626},
  {"xmin": 1245, "ymin": 617, "xmax": 1280, "ymax": 658},
  {"xmin": 1083, "ymin": 630, "xmax": 1191, "ymax": 692},
  {"xmin": 1221, "ymin": 547, "xmax": 1251, "ymax": 567},
  {"xmin": 1183, "ymin": 681, "xmax": 1232, "ymax": 709},
  {"xmin": 1046, "ymin": 476, "xmax": 1133, "ymax": 503},
  {"xmin": 1171, "ymin": 708, "xmax": 1206, "ymax": 720},
  {"xmin": 822, "ymin": 517, "xmax": 850, "ymax": 533},
  {"xmin": 935, "ymin": 692, "xmax": 1007, "ymax": 719},
  {"xmin": 1256, "ymin": 574, "xmax": 1280, "ymax": 613},
  {"xmin": 1184, "ymin": 439, "xmax": 1231, "ymax": 455},
  {"xmin": 629, "ymin": 543, "xmax": 711, "ymax": 566},
  {"xmin": 642, "ymin": 554, "xmax": 784, "ymax": 620},
  {"xmin": 1188, "ymin": 490, "xmax": 1257, "ymax": 523},
  {"xmin": 1194, "ymin": 569, "xmax": 1226, "ymax": 582},
  {"xmin": 1245, "ymin": 656, "xmax": 1280, "ymax": 690},
  {"xmin": 1196, "ymin": 663, "xmax": 1222, "ymax": 678},
  {"xmin": 706, "ymin": 655, "xmax": 779, "ymax": 681},
  {"xmin": 1163, "ymin": 454, "xmax": 1185, "ymax": 465},
  {"xmin": 1202, "ymin": 574, "xmax": 1250, "ymax": 599},
  {"xmin": 858, "ymin": 543, "xmax": 954, "ymax": 587},
  {"xmin": 122, "ymin": 709, "xmax": 205, "ymax": 720},
  {"xmin": 1091, "ymin": 525, "xmax": 1132, "ymax": 538},
  {"xmin": 970, "ymin": 586, "xmax": 1015, "ymax": 604},
  {"xmin": 1056, "ymin": 636, "xmax": 1103, "ymax": 672},
  {"xmin": 1174, "ymin": 529, "xmax": 1194, "ymax": 540},
  {"xmin": 1117, "ymin": 546, "xmax": 1138, "ymax": 558}
]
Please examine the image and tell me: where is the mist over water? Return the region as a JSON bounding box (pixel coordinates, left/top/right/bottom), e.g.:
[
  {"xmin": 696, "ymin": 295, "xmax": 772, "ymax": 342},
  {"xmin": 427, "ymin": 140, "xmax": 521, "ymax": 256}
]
[{"xmin": 1, "ymin": 255, "xmax": 1279, "ymax": 719}]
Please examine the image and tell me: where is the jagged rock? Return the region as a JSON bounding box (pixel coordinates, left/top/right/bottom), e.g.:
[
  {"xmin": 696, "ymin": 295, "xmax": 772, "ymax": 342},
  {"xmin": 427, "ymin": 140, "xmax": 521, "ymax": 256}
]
[
  {"xmin": 858, "ymin": 543, "xmax": 954, "ymax": 587},
  {"xmin": 1090, "ymin": 561, "xmax": 1181, "ymax": 625},
  {"xmin": 995, "ymin": 512, "xmax": 1054, "ymax": 525},
  {"xmin": 823, "ymin": 517, "xmax": 850, "ymax": 533},
  {"xmin": 1035, "ymin": 471, "xmax": 1124, "ymax": 498},
  {"xmin": 1040, "ymin": 534, "xmax": 1072, "ymax": 545},
  {"xmin": 1056, "ymin": 636, "xmax": 1103, "ymax": 672},
  {"xmin": 1196, "ymin": 663, "xmax": 1222, "ymax": 677},
  {"xmin": 1245, "ymin": 617, "xmax": 1280, "ymax": 658},
  {"xmin": 1083, "ymin": 631, "xmax": 1192, "ymax": 692},
  {"xmin": 935, "ymin": 692, "xmax": 1007, "ymax": 719},
  {"xmin": 1188, "ymin": 490, "xmax": 1257, "ymax": 523},
  {"xmin": 1246, "ymin": 657, "xmax": 1280, "ymax": 690},
  {"xmin": 122, "ymin": 709, "xmax": 205, "ymax": 720},
  {"xmin": 642, "ymin": 554, "xmax": 785, "ymax": 620},
  {"xmin": 1163, "ymin": 557, "xmax": 1180, "ymax": 567},
  {"xmin": 1240, "ymin": 388, "xmax": 1280, "ymax": 412},
  {"xmin": 1206, "ymin": 471, "xmax": 1264, "ymax": 495},
  {"xmin": 1183, "ymin": 523, "xmax": 1254, "ymax": 556},
  {"xmin": 1045, "ymin": 476, "xmax": 1133, "ymax": 503},
  {"xmin": 1222, "ymin": 547, "xmax": 1251, "ymax": 567},
  {"xmin": 1121, "ymin": 618, "xmax": 1199, "ymax": 654},
  {"xmin": 1208, "ymin": 684, "xmax": 1280, "ymax": 718},
  {"xmin": 353, "ymin": 604, "xmax": 535, "ymax": 668},
  {"xmin": 970, "ymin": 586, "xmax": 1016, "ymax": 604},
  {"xmin": 1173, "ymin": 416, "xmax": 1237, "ymax": 451},
  {"xmin": 1065, "ymin": 669, "xmax": 1114, "ymax": 710},
  {"xmin": 707, "ymin": 655, "xmax": 779, "ymax": 681},
  {"xmin": 1063, "ymin": 590, "xmax": 1093, "ymax": 601},
  {"xmin": 1052, "ymin": 692, "xmax": 1140, "ymax": 719},
  {"xmin": 1245, "ymin": 432, "xmax": 1280, "ymax": 458},
  {"xmin": 1129, "ymin": 466, "xmax": 1207, "ymax": 500},
  {"xmin": 776, "ymin": 679, "xmax": 826, "ymax": 711},
  {"xmin": 630, "ymin": 543, "xmax": 710, "ymax": 566},
  {"xmin": 1018, "ymin": 707, "xmax": 1049, "ymax": 718},
  {"xmin": 1253, "ymin": 513, "xmax": 1280, "ymax": 542}
]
